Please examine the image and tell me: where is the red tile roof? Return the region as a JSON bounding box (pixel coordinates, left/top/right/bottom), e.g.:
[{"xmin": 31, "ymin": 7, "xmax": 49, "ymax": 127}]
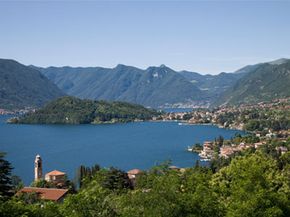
[
  {"xmin": 127, "ymin": 169, "xmax": 142, "ymax": 175},
  {"xmin": 18, "ymin": 187, "xmax": 68, "ymax": 202},
  {"xmin": 45, "ymin": 170, "xmax": 66, "ymax": 176}
]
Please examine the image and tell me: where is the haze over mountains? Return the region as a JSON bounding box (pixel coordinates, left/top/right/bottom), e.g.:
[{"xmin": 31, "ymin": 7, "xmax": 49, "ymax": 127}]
[{"xmin": 0, "ymin": 58, "xmax": 290, "ymax": 109}]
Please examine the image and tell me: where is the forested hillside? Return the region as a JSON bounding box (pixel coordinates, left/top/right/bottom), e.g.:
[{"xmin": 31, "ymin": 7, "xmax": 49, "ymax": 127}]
[
  {"xmin": 0, "ymin": 59, "xmax": 64, "ymax": 109},
  {"xmin": 38, "ymin": 65, "xmax": 202, "ymax": 108},
  {"xmin": 12, "ymin": 96, "xmax": 160, "ymax": 124},
  {"xmin": 214, "ymin": 59, "xmax": 290, "ymax": 106}
]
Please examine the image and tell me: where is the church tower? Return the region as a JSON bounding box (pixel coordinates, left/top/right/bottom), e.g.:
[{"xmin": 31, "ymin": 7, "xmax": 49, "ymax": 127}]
[{"xmin": 34, "ymin": 154, "xmax": 42, "ymax": 181}]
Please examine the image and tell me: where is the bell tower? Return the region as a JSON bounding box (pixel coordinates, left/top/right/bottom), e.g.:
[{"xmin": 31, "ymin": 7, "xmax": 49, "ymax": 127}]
[{"xmin": 34, "ymin": 154, "xmax": 42, "ymax": 181}]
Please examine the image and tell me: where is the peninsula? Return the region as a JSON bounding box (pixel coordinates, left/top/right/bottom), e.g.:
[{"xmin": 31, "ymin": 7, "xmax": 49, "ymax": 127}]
[{"xmin": 10, "ymin": 96, "xmax": 160, "ymax": 124}]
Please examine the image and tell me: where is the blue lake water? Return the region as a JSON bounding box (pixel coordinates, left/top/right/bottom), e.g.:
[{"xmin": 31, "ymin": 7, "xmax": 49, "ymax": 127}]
[{"xmin": 0, "ymin": 115, "xmax": 243, "ymax": 184}]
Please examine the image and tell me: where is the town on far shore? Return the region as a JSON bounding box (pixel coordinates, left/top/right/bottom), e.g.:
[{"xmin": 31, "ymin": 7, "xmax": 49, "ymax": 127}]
[{"xmin": 158, "ymin": 98, "xmax": 290, "ymax": 160}]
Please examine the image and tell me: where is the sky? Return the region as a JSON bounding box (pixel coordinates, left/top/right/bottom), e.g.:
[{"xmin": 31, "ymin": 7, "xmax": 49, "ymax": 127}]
[{"xmin": 0, "ymin": 0, "xmax": 290, "ymax": 74}]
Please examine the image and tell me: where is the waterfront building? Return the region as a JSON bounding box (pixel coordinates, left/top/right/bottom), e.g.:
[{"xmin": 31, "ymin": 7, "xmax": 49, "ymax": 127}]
[{"xmin": 45, "ymin": 170, "xmax": 66, "ymax": 186}]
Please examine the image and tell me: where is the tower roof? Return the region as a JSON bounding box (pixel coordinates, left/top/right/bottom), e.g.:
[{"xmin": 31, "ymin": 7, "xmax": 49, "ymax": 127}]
[{"xmin": 45, "ymin": 170, "xmax": 66, "ymax": 176}]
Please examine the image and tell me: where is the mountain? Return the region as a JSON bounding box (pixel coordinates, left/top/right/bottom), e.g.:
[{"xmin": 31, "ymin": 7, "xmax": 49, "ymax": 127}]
[
  {"xmin": 179, "ymin": 71, "xmax": 246, "ymax": 101},
  {"xmin": 12, "ymin": 96, "xmax": 160, "ymax": 124},
  {"xmin": 213, "ymin": 59, "xmax": 290, "ymax": 106},
  {"xmin": 233, "ymin": 63, "xmax": 262, "ymax": 75},
  {"xmin": 0, "ymin": 59, "xmax": 64, "ymax": 109},
  {"xmin": 37, "ymin": 64, "xmax": 203, "ymax": 108}
]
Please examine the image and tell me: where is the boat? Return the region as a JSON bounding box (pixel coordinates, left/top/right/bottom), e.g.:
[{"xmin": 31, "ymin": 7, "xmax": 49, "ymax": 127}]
[
  {"xmin": 187, "ymin": 146, "xmax": 193, "ymax": 152},
  {"xmin": 200, "ymin": 158, "xmax": 211, "ymax": 162}
]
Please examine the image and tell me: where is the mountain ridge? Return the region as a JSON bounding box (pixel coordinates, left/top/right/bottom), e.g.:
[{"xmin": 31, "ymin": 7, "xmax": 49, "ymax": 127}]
[
  {"xmin": 213, "ymin": 59, "xmax": 290, "ymax": 106},
  {"xmin": 0, "ymin": 59, "xmax": 65, "ymax": 109},
  {"xmin": 37, "ymin": 64, "xmax": 204, "ymax": 108}
]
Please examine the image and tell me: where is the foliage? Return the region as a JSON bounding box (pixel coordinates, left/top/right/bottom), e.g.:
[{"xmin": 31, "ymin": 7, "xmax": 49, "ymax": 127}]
[
  {"xmin": 214, "ymin": 60, "xmax": 290, "ymax": 106},
  {"xmin": 1, "ymin": 146, "xmax": 290, "ymax": 216},
  {"xmin": 14, "ymin": 96, "xmax": 161, "ymax": 124},
  {"xmin": 75, "ymin": 164, "xmax": 100, "ymax": 189},
  {"xmin": 0, "ymin": 152, "xmax": 13, "ymax": 199},
  {"xmin": 0, "ymin": 59, "xmax": 64, "ymax": 109},
  {"xmin": 31, "ymin": 179, "xmax": 55, "ymax": 188},
  {"xmin": 211, "ymin": 104, "xmax": 290, "ymax": 132},
  {"xmin": 39, "ymin": 64, "xmax": 202, "ymax": 108},
  {"xmin": 211, "ymin": 153, "xmax": 290, "ymax": 217}
]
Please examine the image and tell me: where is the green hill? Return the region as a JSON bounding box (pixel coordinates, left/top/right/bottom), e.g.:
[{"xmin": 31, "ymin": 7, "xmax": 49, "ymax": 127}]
[
  {"xmin": 37, "ymin": 64, "xmax": 202, "ymax": 108},
  {"xmin": 0, "ymin": 59, "xmax": 64, "ymax": 109},
  {"xmin": 13, "ymin": 96, "xmax": 160, "ymax": 124},
  {"xmin": 214, "ymin": 59, "xmax": 290, "ymax": 106}
]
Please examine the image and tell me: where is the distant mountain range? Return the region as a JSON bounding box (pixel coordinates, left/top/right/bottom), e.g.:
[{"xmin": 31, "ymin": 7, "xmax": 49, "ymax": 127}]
[
  {"xmin": 1, "ymin": 58, "xmax": 289, "ymax": 109},
  {"xmin": 0, "ymin": 59, "xmax": 64, "ymax": 109},
  {"xmin": 36, "ymin": 64, "xmax": 203, "ymax": 108}
]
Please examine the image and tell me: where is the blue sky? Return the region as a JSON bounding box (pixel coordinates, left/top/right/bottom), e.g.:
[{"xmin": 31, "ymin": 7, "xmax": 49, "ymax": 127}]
[{"xmin": 0, "ymin": 0, "xmax": 290, "ymax": 74}]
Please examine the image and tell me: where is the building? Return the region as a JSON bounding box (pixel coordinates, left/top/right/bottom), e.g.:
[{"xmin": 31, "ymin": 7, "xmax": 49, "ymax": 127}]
[
  {"xmin": 127, "ymin": 169, "xmax": 142, "ymax": 186},
  {"xmin": 45, "ymin": 170, "xmax": 66, "ymax": 186},
  {"xmin": 219, "ymin": 146, "xmax": 235, "ymax": 159},
  {"xmin": 276, "ymin": 146, "xmax": 288, "ymax": 155},
  {"xmin": 34, "ymin": 154, "xmax": 42, "ymax": 181},
  {"xmin": 18, "ymin": 187, "xmax": 68, "ymax": 202},
  {"xmin": 169, "ymin": 165, "xmax": 180, "ymax": 171},
  {"xmin": 199, "ymin": 141, "xmax": 214, "ymax": 159},
  {"xmin": 254, "ymin": 142, "xmax": 264, "ymax": 149},
  {"xmin": 127, "ymin": 169, "xmax": 142, "ymax": 180}
]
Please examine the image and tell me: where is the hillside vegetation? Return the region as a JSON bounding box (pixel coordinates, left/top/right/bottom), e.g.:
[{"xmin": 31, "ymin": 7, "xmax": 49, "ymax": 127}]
[
  {"xmin": 12, "ymin": 96, "xmax": 160, "ymax": 124},
  {"xmin": 214, "ymin": 59, "xmax": 290, "ymax": 106},
  {"xmin": 0, "ymin": 59, "xmax": 64, "ymax": 109},
  {"xmin": 38, "ymin": 64, "xmax": 203, "ymax": 108},
  {"xmin": 1, "ymin": 145, "xmax": 290, "ymax": 217}
]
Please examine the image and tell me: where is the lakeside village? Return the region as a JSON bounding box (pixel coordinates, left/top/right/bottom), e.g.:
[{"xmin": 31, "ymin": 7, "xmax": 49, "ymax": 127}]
[
  {"xmin": 0, "ymin": 107, "xmax": 35, "ymax": 115},
  {"xmin": 17, "ymin": 154, "xmax": 170, "ymax": 202},
  {"xmin": 157, "ymin": 97, "xmax": 290, "ymax": 161}
]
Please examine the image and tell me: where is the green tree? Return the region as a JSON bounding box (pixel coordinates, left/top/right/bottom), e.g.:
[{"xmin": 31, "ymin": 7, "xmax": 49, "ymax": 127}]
[
  {"xmin": 211, "ymin": 153, "xmax": 290, "ymax": 217},
  {"xmin": 0, "ymin": 152, "xmax": 13, "ymax": 199},
  {"xmin": 61, "ymin": 181, "xmax": 117, "ymax": 217}
]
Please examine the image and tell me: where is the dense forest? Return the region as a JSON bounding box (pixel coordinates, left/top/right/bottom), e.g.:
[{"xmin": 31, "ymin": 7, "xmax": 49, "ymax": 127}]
[
  {"xmin": 1, "ymin": 137, "xmax": 290, "ymax": 217},
  {"xmin": 10, "ymin": 96, "xmax": 160, "ymax": 124}
]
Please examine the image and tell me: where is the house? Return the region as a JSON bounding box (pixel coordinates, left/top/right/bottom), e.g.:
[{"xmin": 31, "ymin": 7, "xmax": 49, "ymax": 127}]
[
  {"xmin": 219, "ymin": 146, "xmax": 235, "ymax": 158},
  {"xmin": 127, "ymin": 169, "xmax": 142, "ymax": 186},
  {"xmin": 127, "ymin": 169, "xmax": 142, "ymax": 180},
  {"xmin": 199, "ymin": 141, "xmax": 214, "ymax": 159},
  {"xmin": 254, "ymin": 142, "xmax": 264, "ymax": 149},
  {"xmin": 169, "ymin": 165, "xmax": 180, "ymax": 171},
  {"xmin": 17, "ymin": 187, "xmax": 68, "ymax": 202},
  {"xmin": 45, "ymin": 170, "xmax": 66, "ymax": 186},
  {"xmin": 276, "ymin": 146, "xmax": 288, "ymax": 155}
]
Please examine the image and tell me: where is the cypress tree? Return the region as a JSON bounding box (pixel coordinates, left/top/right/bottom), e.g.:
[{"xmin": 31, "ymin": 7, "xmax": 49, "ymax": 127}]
[{"xmin": 0, "ymin": 152, "xmax": 13, "ymax": 199}]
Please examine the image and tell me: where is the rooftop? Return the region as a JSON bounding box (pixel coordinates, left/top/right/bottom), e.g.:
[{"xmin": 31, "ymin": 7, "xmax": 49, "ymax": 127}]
[
  {"xmin": 45, "ymin": 170, "xmax": 66, "ymax": 176},
  {"xmin": 18, "ymin": 187, "xmax": 68, "ymax": 202},
  {"xmin": 127, "ymin": 169, "xmax": 142, "ymax": 175}
]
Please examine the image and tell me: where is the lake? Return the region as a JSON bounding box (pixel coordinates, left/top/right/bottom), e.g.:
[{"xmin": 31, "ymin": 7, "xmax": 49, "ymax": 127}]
[{"xmin": 0, "ymin": 115, "xmax": 243, "ymax": 184}]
